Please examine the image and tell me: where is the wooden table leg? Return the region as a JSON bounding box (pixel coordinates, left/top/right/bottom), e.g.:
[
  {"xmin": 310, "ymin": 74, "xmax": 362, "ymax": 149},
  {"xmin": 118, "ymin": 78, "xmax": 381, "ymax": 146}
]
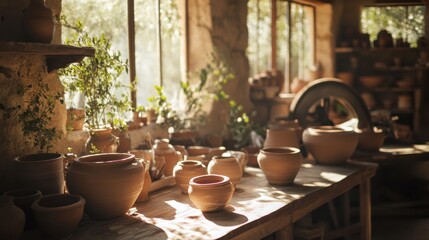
[
  {"xmin": 360, "ymin": 179, "xmax": 371, "ymax": 240},
  {"xmin": 276, "ymin": 224, "xmax": 293, "ymax": 240}
]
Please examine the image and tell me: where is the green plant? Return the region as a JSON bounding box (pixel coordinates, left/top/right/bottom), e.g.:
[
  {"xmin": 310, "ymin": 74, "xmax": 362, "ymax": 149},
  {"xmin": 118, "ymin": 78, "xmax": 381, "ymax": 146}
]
[
  {"xmin": 59, "ymin": 17, "xmax": 130, "ymax": 130},
  {"xmin": 147, "ymin": 85, "xmax": 183, "ymax": 129},
  {"xmin": 0, "ymin": 81, "xmax": 64, "ymax": 152}
]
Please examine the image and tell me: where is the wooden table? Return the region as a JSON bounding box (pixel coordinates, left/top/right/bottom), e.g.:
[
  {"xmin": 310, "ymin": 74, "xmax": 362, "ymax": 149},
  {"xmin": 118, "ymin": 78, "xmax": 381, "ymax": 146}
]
[{"xmin": 26, "ymin": 163, "xmax": 376, "ymax": 240}]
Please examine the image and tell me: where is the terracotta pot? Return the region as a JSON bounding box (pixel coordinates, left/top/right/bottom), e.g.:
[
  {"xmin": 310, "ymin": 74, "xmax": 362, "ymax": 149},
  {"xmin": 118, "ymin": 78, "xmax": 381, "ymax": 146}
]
[
  {"xmin": 85, "ymin": 128, "xmax": 119, "ymax": 154},
  {"xmin": 169, "ymin": 130, "xmax": 197, "ymax": 147},
  {"xmin": 153, "ymin": 139, "xmax": 180, "ymax": 176},
  {"xmin": 173, "ymin": 145, "xmax": 188, "ymax": 158},
  {"xmin": 173, "ymin": 160, "xmax": 207, "ymax": 194},
  {"xmin": 136, "ymin": 159, "xmax": 152, "ymax": 202},
  {"xmin": 113, "ymin": 129, "xmax": 132, "ymax": 153},
  {"xmin": 268, "ymin": 118, "xmax": 303, "ymax": 142},
  {"xmin": 207, "ymin": 156, "xmax": 243, "ymax": 186},
  {"xmin": 66, "ymin": 153, "xmax": 144, "ymax": 220},
  {"xmin": 188, "ymin": 174, "xmax": 234, "ymax": 212},
  {"xmin": 21, "ymin": 0, "xmax": 55, "ymax": 43},
  {"xmin": 32, "ymin": 194, "xmax": 85, "ymax": 239},
  {"xmin": 336, "ymin": 71, "xmax": 354, "ymax": 86},
  {"xmin": 241, "ymin": 146, "xmax": 260, "ymax": 167},
  {"xmin": 3, "ymin": 188, "xmax": 42, "ymax": 229},
  {"xmin": 257, "ymin": 147, "xmax": 303, "ymax": 185},
  {"xmin": 222, "ymin": 150, "xmax": 247, "ymax": 173},
  {"xmin": 359, "ymin": 75, "xmax": 384, "ymax": 88},
  {"xmin": 356, "ymin": 128, "xmax": 385, "ymax": 152},
  {"xmin": 303, "ymin": 126, "xmax": 358, "ymax": 165},
  {"xmin": 0, "ymin": 196, "xmax": 25, "ymax": 240},
  {"xmin": 14, "ymin": 153, "xmax": 64, "ymax": 194},
  {"xmin": 66, "ymin": 108, "xmax": 85, "ymax": 131},
  {"xmin": 207, "ymin": 146, "xmax": 226, "ymax": 160},
  {"xmin": 187, "ymin": 145, "xmax": 211, "ymax": 156},
  {"xmin": 264, "ymin": 128, "xmax": 300, "ymax": 149}
]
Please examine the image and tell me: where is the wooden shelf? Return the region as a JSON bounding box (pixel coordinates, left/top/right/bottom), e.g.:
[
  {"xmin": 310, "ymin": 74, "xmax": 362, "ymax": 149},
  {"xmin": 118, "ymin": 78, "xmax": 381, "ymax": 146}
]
[
  {"xmin": 335, "ymin": 47, "xmax": 427, "ymax": 54},
  {"xmin": 0, "ymin": 41, "xmax": 95, "ymax": 72}
]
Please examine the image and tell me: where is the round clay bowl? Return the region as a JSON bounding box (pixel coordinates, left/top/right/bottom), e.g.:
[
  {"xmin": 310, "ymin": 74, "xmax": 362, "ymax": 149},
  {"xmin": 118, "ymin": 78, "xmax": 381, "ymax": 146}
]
[
  {"xmin": 303, "ymin": 126, "xmax": 358, "ymax": 165},
  {"xmin": 32, "ymin": 194, "xmax": 85, "ymax": 239},
  {"xmin": 4, "ymin": 188, "xmax": 42, "ymax": 229},
  {"xmin": 257, "ymin": 147, "xmax": 303, "ymax": 185},
  {"xmin": 188, "ymin": 174, "xmax": 234, "ymax": 212},
  {"xmin": 241, "ymin": 146, "xmax": 260, "ymax": 167},
  {"xmin": 173, "ymin": 160, "xmax": 207, "ymax": 194},
  {"xmin": 356, "ymin": 128, "xmax": 385, "ymax": 152}
]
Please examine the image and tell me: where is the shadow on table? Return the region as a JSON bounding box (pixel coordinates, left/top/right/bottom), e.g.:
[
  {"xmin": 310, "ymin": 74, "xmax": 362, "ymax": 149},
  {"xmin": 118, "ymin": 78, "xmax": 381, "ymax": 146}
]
[{"xmin": 203, "ymin": 206, "xmax": 249, "ymax": 226}]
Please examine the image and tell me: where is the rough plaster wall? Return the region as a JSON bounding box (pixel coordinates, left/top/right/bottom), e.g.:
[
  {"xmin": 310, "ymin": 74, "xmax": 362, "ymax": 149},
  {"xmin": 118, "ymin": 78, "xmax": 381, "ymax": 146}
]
[{"xmin": 316, "ymin": 3, "xmax": 334, "ymax": 78}]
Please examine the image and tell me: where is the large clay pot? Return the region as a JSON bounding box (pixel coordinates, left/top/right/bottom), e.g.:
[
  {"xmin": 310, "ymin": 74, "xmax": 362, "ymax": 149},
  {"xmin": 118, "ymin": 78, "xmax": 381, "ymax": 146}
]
[
  {"xmin": 3, "ymin": 188, "xmax": 42, "ymax": 229},
  {"xmin": 14, "ymin": 153, "xmax": 64, "ymax": 194},
  {"xmin": 0, "ymin": 196, "xmax": 25, "ymax": 240},
  {"xmin": 356, "ymin": 128, "xmax": 385, "ymax": 152},
  {"xmin": 66, "ymin": 153, "xmax": 144, "ymax": 220},
  {"xmin": 85, "ymin": 128, "xmax": 119, "ymax": 154},
  {"xmin": 303, "ymin": 126, "xmax": 358, "ymax": 165},
  {"xmin": 32, "ymin": 194, "xmax": 85, "ymax": 239},
  {"xmin": 173, "ymin": 160, "xmax": 207, "ymax": 194},
  {"xmin": 264, "ymin": 128, "xmax": 300, "ymax": 148},
  {"xmin": 188, "ymin": 174, "xmax": 234, "ymax": 212},
  {"xmin": 21, "ymin": 0, "xmax": 55, "ymax": 43},
  {"xmin": 153, "ymin": 139, "xmax": 180, "ymax": 176},
  {"xmin": 207, "ymin": 156, "xmax": 243, "ymax": 186},
  {"xmin": 257, "ymin": 147, "xmax": 303, "ymax": 185}
]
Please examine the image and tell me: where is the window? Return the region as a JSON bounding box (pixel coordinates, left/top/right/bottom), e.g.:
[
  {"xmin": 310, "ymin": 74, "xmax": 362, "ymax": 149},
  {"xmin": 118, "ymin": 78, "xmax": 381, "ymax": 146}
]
[{"xmin": 361, "ymin": 4, "xmax": 425, "ymax": 47}]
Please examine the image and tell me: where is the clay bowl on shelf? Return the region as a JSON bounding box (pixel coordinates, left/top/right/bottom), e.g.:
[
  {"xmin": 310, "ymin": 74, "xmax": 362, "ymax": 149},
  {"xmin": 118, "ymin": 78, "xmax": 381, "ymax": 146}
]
[
  {"xmin": 359, "ymin": 75, "xmax": 385, "ymax": 88},
  {"xmin": 31, "ymin": 194, "xmax": 85, "ymax": 239},
  {"xmin": 356, "ymin": 128, "xmax": 385, "ymax": 152}
]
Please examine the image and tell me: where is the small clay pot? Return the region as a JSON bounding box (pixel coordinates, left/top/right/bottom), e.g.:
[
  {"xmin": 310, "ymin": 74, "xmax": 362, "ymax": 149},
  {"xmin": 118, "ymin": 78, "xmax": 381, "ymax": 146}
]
[
  {"xmin": 241, "ymin": 146, "xmax": 260, "ymax": 167},
  {"xmin": 222, "ymin": 150, "xmax": 247, "ymax": 173},
  {"xmin": 85, "ymin": 128, "xmax": 119, "ymax": 154},
  {"xmin": 356, "ymin": 128, "xmax": 385, "ymax": 152},
  {"xmin": 113, "ymin": 129, "xmax": 132, "ymax": 153},
  {"xmin": 0, "ymin": 196, "xmax": 25, "ymax": 240},
  {"xmin": 32, "ymin": 194, "xmax": 85, "ymax": 239},
  {"xmin": 207, "ymin": 156, "xmax": 243, "ymax": 186},
  {"xmin": 264, "ymin": 128, "xmax": 300, "ymax": 148},
  {"xmin": 188, "ymin": 174, "xmax": 234, "ymax": 212},
  {"xmin": 187, "ymin": 146, "xmax": 211, "ymax": 156},
  {"xmin": 173, "ymin": 160, "xmax": 207, "ymax": 194},
  {"xmin": 257, "ymin": 147, "xmax": 303, "ymax": 185},
  {"xmin": 3, "ymin": 188, "xmax": 42, "ymax": 229},
  {"xmin": 153, "ymin": 139, "xmax": 180, "ymax": 176}
]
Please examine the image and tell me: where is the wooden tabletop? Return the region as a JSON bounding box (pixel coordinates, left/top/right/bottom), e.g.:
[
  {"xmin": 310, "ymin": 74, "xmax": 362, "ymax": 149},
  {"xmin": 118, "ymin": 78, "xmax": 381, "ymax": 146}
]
[{"xmin": 23, "ymin": 163, "xmax": 376, "ymax": 240}]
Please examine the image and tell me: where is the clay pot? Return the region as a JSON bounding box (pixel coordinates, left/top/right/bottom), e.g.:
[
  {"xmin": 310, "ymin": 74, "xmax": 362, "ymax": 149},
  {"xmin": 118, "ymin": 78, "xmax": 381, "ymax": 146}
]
[
  {"xmin": 85, "ymin": 128, "xmax": 119, "ymax": 154},
  {"xmin": 188, "ymin": 174, "xmax": 234, "ymax": 212},
  {"xmin": 207, "ymin": 156, "xmax": 243, "ymax": 186},
  {"xmin": 359, "ymin": 75, "xmax": 385, "ymax": 88},
  {"xmin": 32, "ymin": 194, "xmax": 85, "ymax": 239},
  {"xmin": 0, "ymin": 196, "xmax": 25, "ymax": 240},
  {"xmin": 264, "ymin": 128, "xmax": 300, "ymax": 149},
  {"xmin": 66, "ymin": 153, "xmax": 144, "ymax": 220},
  {"xmin": 14, "ymin": 153, "xmax": 64, "ymax": 194},
  {"xmin": 173, "ymin": 160, "xmax": 207, "ymax": 194},
  {"xmin": 113, "ymin": 129, "xmax": 132, "ymax": 153},
  {"xmin": 153, "ymin": 139, "xmax": 180, "ymax": 176},
  {"xmin": 268, "ymin": 118, "xmax": 303, "ymax": 142},
  {"xmin": 241, "ymin": 146, "xmax": 260, "ymax": 167},
  {"xmin": 3, "ymin": 188, "xmax": 42, "ymax": 229},
  {"xmin": 207, "ymin": 146, "xmax": 227, "ymax": 160},
  {"xmin": 257, "ymin": 147, "xmax": 303, "ymax": 185},
  {"xmin": 222, "ymin": 150, "xmax": 247, "ymax": 173},
  {"xmin": 66, "ymin": 108, "xmax": 85, "ymax": 131},
  {"xmin": 170, "ymin": 130, "xmax": 197, "ymax": 147},
  {"xmin": 336, "ymin": 71, "xmax": 354, "ymax": 86},
  {"xmin": 173, "ymin": 145, "xmax": 188, "ymax": 158},
  {"xmin": 303, "ymin": 126, "xmax": 358, "ymax": 165},
  {"xmin": 187, "ymin": 145, "xmax": 211, "ymax": 156},
  {"xmin": 356, "ymin": 128, "xmax": 385, "ymax": 152},
  {"xmin": 21, "ymin": 0, "xmax": 55, "ymax": 43},
  {"xmin": 136, "ymin": 159, "xmax": 152, "ymax": 202}
]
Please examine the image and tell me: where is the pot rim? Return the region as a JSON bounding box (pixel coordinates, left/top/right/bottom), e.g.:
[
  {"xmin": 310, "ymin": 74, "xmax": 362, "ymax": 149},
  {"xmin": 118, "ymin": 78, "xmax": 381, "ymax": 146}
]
[
  {"xmin": 4, "ymin": 188, "xmax": 42, "ymax": 199},
  {"xmin": 178, "ymin": 160, "xmax": 203, "ymax": 166},
  {"xmin": 75, "ymin": 153, "xmax": 135, "ymax": 165},
  {"xmin": 15, "ymin": 153, "xmax": 63, "ymax": 163},
  {"xmin": 261, "ymin": 147, "xmax": 301, "ymax": 155},
  {"xmin": 307, "ymin": 126, "xmax": 354, "ymax": 133},
  {"xmin": 32, "ymin": 194, "xmax": 85, "ymax": 212},
  {"xmin": 189, "ymin": 174, "xmax": 230, "ymax": 187}
]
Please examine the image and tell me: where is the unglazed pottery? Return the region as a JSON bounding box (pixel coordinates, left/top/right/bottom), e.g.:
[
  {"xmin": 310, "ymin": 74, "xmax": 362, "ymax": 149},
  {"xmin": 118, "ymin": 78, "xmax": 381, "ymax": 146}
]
[
  {"xmin": 136, "ymin": 159, "xmax": 152, "ymax": 202},
  {"xmin": 268, "ymin": 118, "xmax": 303, "ymax": 142},
  {"xmin": 207, "ymin": 156, "xmax": 243, "ymax": 186},
  {"xmin": 222, "ymin": 151, "xmax": 247, "ymax": 173},
  {"xmin": 85, "ymin": 128, "xmax": 119, "ymax": 154},
  {"xmin": 153, "ymin": 139, "xmax": 180, "ymax": 176},
  {"xmin": 21, "ymin": 0, "xmax": 55, "ymax": 43},
  {"xmin": 188, "ymin": 174, "xmax": 234, "ymax": 212},
  {"xmin": 3, "ymin": 188, "xmax": 42, "ymax": 229},
  {"xmin": 264, "ymin": 128, "xmax": 300, "ymax": 149},
  {"xmin": 257, "ymin": 147, "xmax": 303, "ymax": 185},
  {"xmin": 303, "ymin": 126, "xmax": 358, "ymax": 165},
  {"xmin": 66, "ymin": 153, "xmax": 144, "ymax": 220},
  {"xmin": 113, "ymin": 129, "xmax": 132, "ymax": 153},
  {"xmin": 14, "ymin": 153, "xmax": 64, "ymax": 194},
  {"xmin": 241, "ymin": 146, "xmax": 260, "ymax": 167},
  {"xmin": 173, "ymin": 160, "xmax": 207, "ymax": 194},
  {"xmin": 356, "ymin": 128, "xmax": 385, "ymax": 152},
  {"xmin": 32, "ymin": 194, "xmax": 85, "ymax": 239},
  {"xmin": 187, "ymin": 145, "xmax": 211, "ymax": 156},
  {"xmin": 0, "ymin": 196, "xmax": 25, "ymax": 240}
]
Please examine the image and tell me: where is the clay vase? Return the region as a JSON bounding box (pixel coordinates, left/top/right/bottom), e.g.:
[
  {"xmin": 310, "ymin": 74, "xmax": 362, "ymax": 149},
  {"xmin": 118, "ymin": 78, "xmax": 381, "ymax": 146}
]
[
  {"xmin": 264, "ymin": 128, "xmax": 300, "ymax": 148},
  {"xmin": 21, "ymin": 0, "xmax": 55, "ymax": 43},
  {"xmin": 113, "ymin": 129, "xmax": 132, "ymax": 153},
  {"xmin": 153, "ymin": 139, "xmax": 180, "ymax": 176},
  {"xmin": 356, "ymin": 128, "xmax": 385, "ymax": 152},
  {"xmin": 188, "ymin": 174, "xmax": 234, "ymax": 212},
  {"xmin": 66, "ymin": 153, "xmax": 144, "ymax": 220},
  {"xmin": 3, "ymin": 188, "xmax": 42, "ymax": 229},
  {"xmin": 14, "ymin": 153, "xmax": 64, "ymax": 194},
  {"xmin": 85, "ymin": 128, "xmax": 119, "ymax": 154},
  {"xmin": 136, "ymin": 159, "xmax": 152, "ymax": 202},
  {"xmin": 32, "ymin": 194, "xmax": 85, "ymax": 239},
  {"xmin": 207, "ymin": 156, "xmax": 243, "ymax": 186},
  {"xmin": 257, "ymin": 147, "xmax": 303, "ymax": 185},
  {"xmin": 0, "ymin": 196, "xmax": 25, "ymax": 240},
  {"xmin": 173, "ymin": 160, "xmax": 207, "ymax": 194},
  {"xmin": 303, "ymin": 126, "xmax": 358, "ymax": 165}
]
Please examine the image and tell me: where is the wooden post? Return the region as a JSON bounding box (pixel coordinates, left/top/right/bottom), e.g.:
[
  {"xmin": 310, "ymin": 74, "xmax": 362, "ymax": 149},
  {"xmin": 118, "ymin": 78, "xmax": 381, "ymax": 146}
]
[
  {"xmin": 360, "ymin": 179, "xmax": 372, "ymax": 240},
  {"xmin": 127, "ymin": 0, "xmax": 136, "ymax": 110},
  {"xmin": 271, "ymin": 0, "xmax": 277, "ymax": 71}
]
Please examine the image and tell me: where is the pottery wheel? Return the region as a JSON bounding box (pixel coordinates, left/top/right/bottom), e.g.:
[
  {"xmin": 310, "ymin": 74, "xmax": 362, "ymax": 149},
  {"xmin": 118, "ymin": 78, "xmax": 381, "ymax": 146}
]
[{"xmin": 288, "ymin": 78, "xmax": 372, "ymax": 129}]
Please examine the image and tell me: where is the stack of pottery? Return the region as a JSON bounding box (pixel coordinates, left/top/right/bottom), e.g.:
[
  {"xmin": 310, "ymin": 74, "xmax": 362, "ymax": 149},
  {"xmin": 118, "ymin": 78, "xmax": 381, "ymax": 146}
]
[
  {"xmin": 303, "ymin": 126, "xmax": 358, "ymax": 165},
  {"xmin": 264, "ymin": 128, "xmax": 300, "ymax": 149},
  {"xmin": 173, "ymin": 160, "xmax": 207, "ymax": 194},
  {"xmin": 257, "ymin": 147, "xmax": 303, "ymax": 185},
  {"xmin": 207, "ymin": 156, "xmax": 242, "ymax": 186},
  {"xmin": 0, "ymin": 196, "xmax": 25, "ymax": 240},
  {"xmin": 356, "ymin": 128, "xmax": 385, "ymax": 152},
  {"xmin": 3, "ymin": 188, "xmax": 42, "ymax": 229},
  {"xmin": 66, "ymin": 153, "xmax": 144, "ymax": 220},
  {"xmin": 153, "ymin": 139, "xmax": 181, "ymax": 176}
]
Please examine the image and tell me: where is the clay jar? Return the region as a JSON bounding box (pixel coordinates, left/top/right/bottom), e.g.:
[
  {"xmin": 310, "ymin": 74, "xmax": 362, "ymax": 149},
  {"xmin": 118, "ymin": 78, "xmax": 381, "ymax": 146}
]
[
  {"xmin": 257, "ymin": 147, "xmax": 303, "ymax": 185},
  {"xmin": 21, "ymin": 0, "xmax": 55, "ymax": 43},
  {"xmin": 268, "ymin": 118, "xmax": 303, "ymax": 142},
  {"xmin": 153, "ymin": 139, "xmax": 180, "ymax": 176},
  {"xmin": 85, "ymin": 128, "xmax": 119, "ymax": 154},
  {"xmin": 0, "ymin": 196, "xmax": 25, "ymax": 240},
  {"xmin": 3, "ymin": 188, "xmax": 42, "ymax": 229},
  {"xmin": 241, "ymin": 146, "xmax": 260, "ymax": 167},
  {"xmin": 173, "ymin": 160, "xmax": 207, "ymax": 194},
  {"xmin": 264, "ymin": 128, "xmax": 300, "ymax": 149},
  {"xmin": 303, "ymin": 126, "xmax": 358, "ymax": 165},
  {"xmin": 356, "ymin": 128, "xmax": 385, "ymax": 152},
  {"xmin": 136, "ymin": 159, "xmax": 152, "ymax": 202},
  {"xmin": 32, "ymin": 194, "xmax": 85, "ymax": 239},
  {"xmin": 66, "ymin": 153, "xmax": 144, "ymax": 220},
  {"xmin": 207, "ymin": 156, "xmax": 243, "ymax": 186},
  {"xmin": 188, "ymin": 174, "xmax": 234, "ymax": 212},
  {"xmin": 14, "ymin": 153, "xmax": 64, "ymax": 194}
]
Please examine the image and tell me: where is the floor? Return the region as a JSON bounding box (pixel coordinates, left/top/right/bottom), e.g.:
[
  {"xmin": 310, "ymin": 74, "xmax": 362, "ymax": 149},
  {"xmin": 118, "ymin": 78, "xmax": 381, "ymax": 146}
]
[{"xmin": 369, "ymin": 215, "xmax": 429, "ymax": 240}]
